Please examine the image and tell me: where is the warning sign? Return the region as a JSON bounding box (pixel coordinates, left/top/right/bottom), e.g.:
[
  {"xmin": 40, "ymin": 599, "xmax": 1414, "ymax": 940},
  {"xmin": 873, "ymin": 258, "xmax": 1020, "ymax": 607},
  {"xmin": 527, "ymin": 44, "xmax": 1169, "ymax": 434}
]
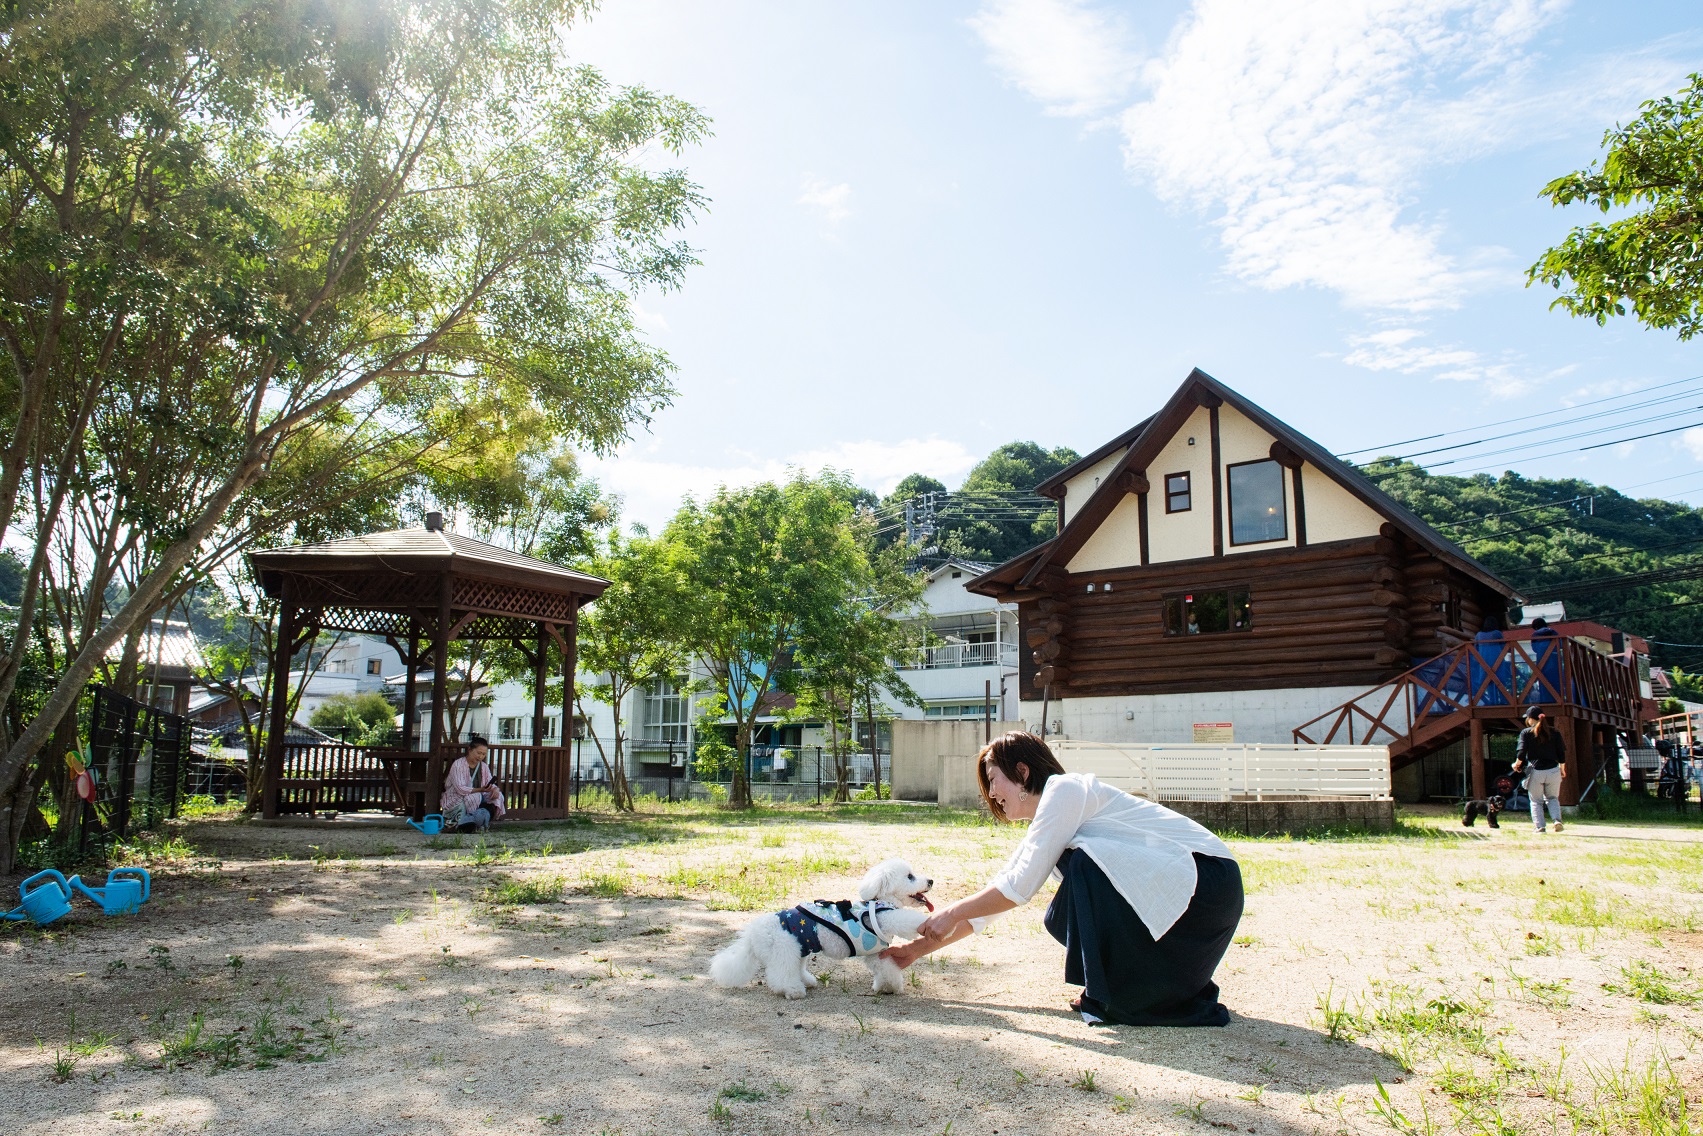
[{"xmin": 1192, "ymin": 722, "xmax": 1234, "ymax": 744}]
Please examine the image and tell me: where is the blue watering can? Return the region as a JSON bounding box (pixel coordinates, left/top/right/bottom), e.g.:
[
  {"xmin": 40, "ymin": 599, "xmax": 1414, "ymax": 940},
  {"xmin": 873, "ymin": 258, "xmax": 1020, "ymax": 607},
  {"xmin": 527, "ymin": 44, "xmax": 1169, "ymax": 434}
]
[
  {"xmin": 69, "ymin": 868, "xmax": 150, "ymax": 915},
  {"xmin": 2, "ymin": 869, "xmax": 73, "ymax": 925},
  {"xmin": 406, "ymin": 814, "xmax": 444, "ymax": 836}
]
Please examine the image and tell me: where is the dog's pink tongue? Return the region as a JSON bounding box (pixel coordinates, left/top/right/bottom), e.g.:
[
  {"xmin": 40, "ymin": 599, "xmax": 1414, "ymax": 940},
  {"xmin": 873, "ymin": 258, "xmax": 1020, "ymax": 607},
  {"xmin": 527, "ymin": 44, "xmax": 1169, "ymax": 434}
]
[{"xmin": 918, "ymin": 894, "xmax": 934, "ymax": 912}]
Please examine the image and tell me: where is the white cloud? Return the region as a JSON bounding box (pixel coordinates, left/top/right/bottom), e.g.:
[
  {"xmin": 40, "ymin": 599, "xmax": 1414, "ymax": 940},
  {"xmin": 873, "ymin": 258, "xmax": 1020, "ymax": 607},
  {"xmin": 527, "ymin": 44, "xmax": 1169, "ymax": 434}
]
[
  {"xmin": 967, "ymin": 0, "xmax": 1143, "ymax": 116},
  {"xmin": 584, "ymin": 437, "xmax": 980, "ymax": 530},
  {"xmin": 1120, "ymin": 0, "xmax": 1570, "ymax": 313},
  {"xmin": 1680, "ymin": 428, "xmax": 1703, "ymax": 463},
  {"xmin": 798, "ymin": 176, "xmax": 853, "ymax": 225},
  {"xmin": 1343, "ymin": 328, "xmax": 1480, "ymax": 373}
]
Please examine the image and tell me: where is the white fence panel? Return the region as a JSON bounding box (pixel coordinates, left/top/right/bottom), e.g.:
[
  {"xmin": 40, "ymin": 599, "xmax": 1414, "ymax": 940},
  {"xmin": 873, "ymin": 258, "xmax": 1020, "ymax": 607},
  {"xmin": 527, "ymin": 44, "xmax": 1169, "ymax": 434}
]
[{"xmin": 1052, "ymin": 741, "xmax": 1391, "ymax": 802}]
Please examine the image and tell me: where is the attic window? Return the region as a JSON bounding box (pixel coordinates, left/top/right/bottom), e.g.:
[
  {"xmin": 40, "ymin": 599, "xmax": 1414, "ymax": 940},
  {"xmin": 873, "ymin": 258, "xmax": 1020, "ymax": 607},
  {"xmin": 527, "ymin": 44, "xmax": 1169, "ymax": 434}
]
[
  {"xmin": 1227, "ymin": 459, "xmax": 1288, "ymax": 545},
  {"xmin": 1165, "ymin": 472, "xmax": 1191, "ymax": 513},
  {"xmin": 951, "ymin": 571, "xmax": 962, "ymax": 579}
]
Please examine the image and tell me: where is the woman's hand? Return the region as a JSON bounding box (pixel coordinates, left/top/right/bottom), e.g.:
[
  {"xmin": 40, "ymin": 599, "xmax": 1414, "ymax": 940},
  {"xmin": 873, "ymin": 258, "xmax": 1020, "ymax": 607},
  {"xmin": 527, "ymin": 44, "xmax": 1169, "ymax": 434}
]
[
  {"xmin": 916, "ymin": 908, "xmax": 962, "ymax": 941},
  {"xmin": 878, "ymin": 940, "xmax": 927, "ymax": 969}
]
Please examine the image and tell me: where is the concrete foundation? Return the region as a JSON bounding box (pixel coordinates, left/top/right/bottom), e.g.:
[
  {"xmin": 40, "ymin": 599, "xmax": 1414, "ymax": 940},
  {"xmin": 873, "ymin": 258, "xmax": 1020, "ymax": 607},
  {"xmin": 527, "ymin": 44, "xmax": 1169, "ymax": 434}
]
[{"xmin": 1164, "ymin": 798, "xmax": 1396, "ymax": 836}]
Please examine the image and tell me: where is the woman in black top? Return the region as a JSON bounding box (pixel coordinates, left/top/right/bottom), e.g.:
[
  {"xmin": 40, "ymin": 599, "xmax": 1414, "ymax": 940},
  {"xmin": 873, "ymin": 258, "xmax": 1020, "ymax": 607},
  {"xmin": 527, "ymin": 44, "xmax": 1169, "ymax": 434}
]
[{"xmin": 1514, "ymin": 705, "xmax": 1566, "ymax": 833}]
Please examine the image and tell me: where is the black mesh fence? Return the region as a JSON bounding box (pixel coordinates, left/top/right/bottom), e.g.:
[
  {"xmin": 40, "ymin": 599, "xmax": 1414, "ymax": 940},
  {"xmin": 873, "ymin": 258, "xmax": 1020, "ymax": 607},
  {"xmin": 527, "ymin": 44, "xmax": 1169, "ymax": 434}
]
[{"xmin": 67, "ymin": 684, "xmax": 190, "ymax": 855}]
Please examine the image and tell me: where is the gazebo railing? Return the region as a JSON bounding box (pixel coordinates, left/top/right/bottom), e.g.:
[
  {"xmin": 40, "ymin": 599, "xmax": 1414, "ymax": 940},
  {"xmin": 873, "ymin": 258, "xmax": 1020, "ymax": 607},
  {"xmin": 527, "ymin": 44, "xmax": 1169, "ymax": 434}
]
[{"xmin": 277, "ymin": 741, "xmax": 572, "ymax": 819}]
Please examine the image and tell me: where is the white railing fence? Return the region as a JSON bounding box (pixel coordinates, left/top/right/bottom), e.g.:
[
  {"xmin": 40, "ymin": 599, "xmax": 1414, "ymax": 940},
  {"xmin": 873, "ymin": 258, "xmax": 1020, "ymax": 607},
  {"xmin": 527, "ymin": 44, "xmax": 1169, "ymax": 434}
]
[
  {"xmin": 1051, "ymin": 740, "xmax": 1391, "ymax": 802},
  {"xmin": 896, "ymin": 642, "xmax": 1019, "ymax": 670}
]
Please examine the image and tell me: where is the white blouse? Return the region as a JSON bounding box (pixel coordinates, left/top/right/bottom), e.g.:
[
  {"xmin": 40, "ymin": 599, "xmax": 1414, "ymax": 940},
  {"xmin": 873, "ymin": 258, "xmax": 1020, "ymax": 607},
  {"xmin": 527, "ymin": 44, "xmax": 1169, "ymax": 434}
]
[{"xmin": 987, "ymin": 772, "xmax": 1233, "ymax": 940}]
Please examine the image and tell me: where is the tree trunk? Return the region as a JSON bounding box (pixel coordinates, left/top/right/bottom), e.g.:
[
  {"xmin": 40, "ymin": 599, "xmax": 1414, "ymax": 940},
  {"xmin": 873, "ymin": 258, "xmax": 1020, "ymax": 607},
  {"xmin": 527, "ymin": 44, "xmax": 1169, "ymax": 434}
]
[
  {"xmin": 828, "ymin": 712, "xmax": 850, "ymax": 804},
  {"xmin": 866, "ymin": 692, "xmax": 882, "ymax": 802},
  {"xmin": 730, "ymin": 720, "xmax": 753, "ymax": 809}
]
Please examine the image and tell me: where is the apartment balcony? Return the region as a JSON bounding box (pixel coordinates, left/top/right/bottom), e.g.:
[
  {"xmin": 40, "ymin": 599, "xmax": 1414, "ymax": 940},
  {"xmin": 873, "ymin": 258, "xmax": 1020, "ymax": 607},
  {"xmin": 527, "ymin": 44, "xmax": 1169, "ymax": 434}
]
[{"xmin": 897, "ymin": 642, "xmax": 1019, "ymax": 671}]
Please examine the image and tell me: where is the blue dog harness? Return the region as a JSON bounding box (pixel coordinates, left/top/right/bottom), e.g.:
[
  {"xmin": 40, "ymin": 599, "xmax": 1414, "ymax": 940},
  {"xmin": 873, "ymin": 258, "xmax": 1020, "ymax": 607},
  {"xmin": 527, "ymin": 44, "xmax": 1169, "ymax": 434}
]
[{"xmin": 780, "ymin": 900, "xmax": 896, "ymax": 958}]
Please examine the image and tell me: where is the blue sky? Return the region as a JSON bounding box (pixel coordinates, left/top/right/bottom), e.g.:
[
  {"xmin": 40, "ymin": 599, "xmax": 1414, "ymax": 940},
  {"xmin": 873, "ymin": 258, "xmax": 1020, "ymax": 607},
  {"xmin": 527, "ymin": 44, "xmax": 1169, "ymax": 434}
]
[{"xmin": 567, "ymin": 1, "xmax": 1703, "ymax": 529}]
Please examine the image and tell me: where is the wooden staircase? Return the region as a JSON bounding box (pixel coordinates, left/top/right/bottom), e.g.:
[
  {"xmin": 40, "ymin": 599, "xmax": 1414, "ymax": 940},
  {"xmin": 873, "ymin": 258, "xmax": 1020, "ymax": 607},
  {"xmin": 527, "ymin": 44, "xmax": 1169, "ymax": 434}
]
[{"xmin": 1293, "ymin": 638, "xmax": 1643, "ymax": 769}]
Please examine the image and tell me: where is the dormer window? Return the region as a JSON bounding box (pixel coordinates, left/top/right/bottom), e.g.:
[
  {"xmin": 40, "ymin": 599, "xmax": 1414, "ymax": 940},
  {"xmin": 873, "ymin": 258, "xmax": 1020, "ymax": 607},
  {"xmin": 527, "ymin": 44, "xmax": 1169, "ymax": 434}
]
[{"xmin": 1165, "ymin": 472, "xmax": 1191, "ymax": 513}]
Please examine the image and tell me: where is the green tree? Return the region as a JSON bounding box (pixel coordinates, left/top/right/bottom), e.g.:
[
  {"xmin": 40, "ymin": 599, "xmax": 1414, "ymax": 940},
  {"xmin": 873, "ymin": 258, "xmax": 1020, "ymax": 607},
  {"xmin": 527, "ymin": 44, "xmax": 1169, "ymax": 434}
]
[
  {"xmin": 573, "ymin": 531, "xmax": 683, "ymax": 811},
  {"xmin": 1529, "ymin": 73, "xmax": 1703, "ymax": 338},
  {"xmin": 882, "ymin": 442, "xmax": 1079, "ymax": 565},
  {"xmin": 666, "ymin": 473, "xmax": 871, "ymax": 809},
  {"xmin": 310, "ymin": 691, "xmax": 398, "ymax": 746},
  {"xmin": 0, "ymin": 0, "xmax": 706, "ymax": 869},
  {"xmin": 789, "ymin": 542, "xmax": 926, "ymax": 801}
]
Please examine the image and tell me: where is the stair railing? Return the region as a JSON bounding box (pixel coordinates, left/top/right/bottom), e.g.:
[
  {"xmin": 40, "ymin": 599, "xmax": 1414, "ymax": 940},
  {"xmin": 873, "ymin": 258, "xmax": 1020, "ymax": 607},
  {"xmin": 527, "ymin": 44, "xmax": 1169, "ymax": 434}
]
[{"xmin": 1293, "ymin": 637, "xmax": 1634, "ymax": 750}]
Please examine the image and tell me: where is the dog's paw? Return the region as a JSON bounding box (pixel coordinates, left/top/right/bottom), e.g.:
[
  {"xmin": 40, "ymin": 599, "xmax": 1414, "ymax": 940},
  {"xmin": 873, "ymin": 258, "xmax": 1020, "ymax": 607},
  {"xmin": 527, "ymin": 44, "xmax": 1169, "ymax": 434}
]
[{"xmin": 780, "ymin": 987, "xmax": 808, "ymax": 1000}]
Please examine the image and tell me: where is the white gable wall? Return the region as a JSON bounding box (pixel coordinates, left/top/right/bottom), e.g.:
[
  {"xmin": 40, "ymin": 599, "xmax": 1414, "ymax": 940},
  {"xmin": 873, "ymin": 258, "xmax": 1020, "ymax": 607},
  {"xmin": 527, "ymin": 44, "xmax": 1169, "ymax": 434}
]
[
  {"xmin": 1061, "ymin": 448, "xmax": 1128, "ymax": 527},
  {"xmin": 1303, "ymin": 467, "xmax": 1386, "ymax": 543},
  {"xmin": 1061, "ymin": 402, "xmax": 1385, "ymax": 575},
  {"xmin": 1144, "ymin": 405, "xmax": 1216, "ymax": 564}
]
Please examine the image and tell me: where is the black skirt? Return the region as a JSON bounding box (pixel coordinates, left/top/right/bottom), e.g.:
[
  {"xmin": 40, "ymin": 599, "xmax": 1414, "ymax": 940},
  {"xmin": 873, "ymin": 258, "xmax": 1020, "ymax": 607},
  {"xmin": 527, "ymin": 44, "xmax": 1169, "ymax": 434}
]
[{"xmin": 1043, "ymin": 848, "xmax": 1243, "ymax": 1027}]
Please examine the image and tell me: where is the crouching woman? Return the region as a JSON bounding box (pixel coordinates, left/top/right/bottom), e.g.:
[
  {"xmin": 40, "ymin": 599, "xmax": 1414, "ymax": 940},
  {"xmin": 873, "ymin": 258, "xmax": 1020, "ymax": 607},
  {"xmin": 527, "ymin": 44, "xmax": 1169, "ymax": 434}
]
[
  {"xmin": 881, "ymin": 732, "xmax": 1243, "ymax": 1026},
  {"xmin": 442, "ymin": 735, "xmax": 506, "ymax": 833}
]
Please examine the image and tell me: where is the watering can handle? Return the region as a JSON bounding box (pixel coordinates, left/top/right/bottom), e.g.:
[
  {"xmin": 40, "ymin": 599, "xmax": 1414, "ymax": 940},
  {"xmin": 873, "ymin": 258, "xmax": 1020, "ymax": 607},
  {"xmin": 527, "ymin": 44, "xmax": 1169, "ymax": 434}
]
[
  {"xmin": 110, "ymin": 868, "xmax": 150, "ymax": 903},
  {"xmin": 20, "ymin": 869, "xmax": 69, "ymax": 898}
]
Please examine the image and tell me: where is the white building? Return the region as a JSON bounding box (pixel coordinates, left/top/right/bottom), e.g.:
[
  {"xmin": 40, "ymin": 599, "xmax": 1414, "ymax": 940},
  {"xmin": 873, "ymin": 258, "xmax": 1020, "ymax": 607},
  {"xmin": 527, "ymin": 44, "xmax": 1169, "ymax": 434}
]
[{"xmin": 891, "ymin": 559, "xmax": 1019, "ymax": 724}]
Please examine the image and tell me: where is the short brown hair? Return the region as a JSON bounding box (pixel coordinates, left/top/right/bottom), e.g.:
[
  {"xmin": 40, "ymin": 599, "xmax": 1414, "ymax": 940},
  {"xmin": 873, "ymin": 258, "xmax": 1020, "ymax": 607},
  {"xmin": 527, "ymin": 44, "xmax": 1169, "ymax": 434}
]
[{"xmin": 976, "ymin": 731, "xmax": 1064, "ymax": 821}]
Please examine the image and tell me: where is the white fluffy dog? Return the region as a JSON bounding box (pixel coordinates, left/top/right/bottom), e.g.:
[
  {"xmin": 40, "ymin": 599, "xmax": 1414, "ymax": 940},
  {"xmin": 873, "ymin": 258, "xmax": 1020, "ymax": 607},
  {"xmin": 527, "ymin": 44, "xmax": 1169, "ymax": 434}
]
[{"xmin": 709, "ymin": 858, "xmax": 934, "ymax": 999}]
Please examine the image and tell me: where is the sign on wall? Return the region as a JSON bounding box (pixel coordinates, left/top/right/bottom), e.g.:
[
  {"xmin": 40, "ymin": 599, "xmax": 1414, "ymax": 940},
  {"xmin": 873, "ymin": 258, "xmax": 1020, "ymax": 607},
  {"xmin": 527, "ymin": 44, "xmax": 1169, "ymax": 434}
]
[{"xmin": 1193, "ymin": 722, "xmax": 1234, "ymax": 744}]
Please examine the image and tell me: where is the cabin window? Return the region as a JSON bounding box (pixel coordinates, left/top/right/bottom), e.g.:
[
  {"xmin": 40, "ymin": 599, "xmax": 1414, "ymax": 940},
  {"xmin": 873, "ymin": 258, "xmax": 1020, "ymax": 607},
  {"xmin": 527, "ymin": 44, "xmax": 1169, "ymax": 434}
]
[
  {"xmin": 1165, "ymin": 472, "xmax": 1191, "ymax": 513},
  {"xmin": 366, "ymin": 658, "xmax": 383, "ymax": 675},
  {"xmin": 1227, "ymin": 459, "xmax": 1288, "ymax": 545},
  {"xmin": 1162, "ymin": 589, "xmax": 1253, "ymax": 636}
]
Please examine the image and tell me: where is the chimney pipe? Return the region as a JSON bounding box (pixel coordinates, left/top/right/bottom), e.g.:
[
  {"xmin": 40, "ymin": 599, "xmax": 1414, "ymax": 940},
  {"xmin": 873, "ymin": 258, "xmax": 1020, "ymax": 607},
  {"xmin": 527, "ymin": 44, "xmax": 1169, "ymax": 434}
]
[{"xmin": 425, "ymin": 510, "xmax": 444, "ymax": 532}]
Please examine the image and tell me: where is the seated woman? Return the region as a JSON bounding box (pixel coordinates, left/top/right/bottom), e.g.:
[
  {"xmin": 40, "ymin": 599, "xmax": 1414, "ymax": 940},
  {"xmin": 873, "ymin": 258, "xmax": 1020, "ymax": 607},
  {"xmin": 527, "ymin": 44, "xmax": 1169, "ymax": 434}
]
[
  {"xmin": 442, "ymin": 735, "xmax": 505, "ymax": 833},
  {"xmin": 882, "ymin": 731, "xmax": 1243, "ymax": 1026}
]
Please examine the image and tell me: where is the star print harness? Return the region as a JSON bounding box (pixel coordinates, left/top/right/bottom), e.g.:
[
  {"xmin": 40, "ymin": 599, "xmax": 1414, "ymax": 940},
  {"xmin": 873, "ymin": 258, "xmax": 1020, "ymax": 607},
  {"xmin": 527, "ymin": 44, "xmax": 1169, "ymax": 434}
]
[{"xmin": 778, "ymin": 899, "xmax": 896, "ymax": 958}]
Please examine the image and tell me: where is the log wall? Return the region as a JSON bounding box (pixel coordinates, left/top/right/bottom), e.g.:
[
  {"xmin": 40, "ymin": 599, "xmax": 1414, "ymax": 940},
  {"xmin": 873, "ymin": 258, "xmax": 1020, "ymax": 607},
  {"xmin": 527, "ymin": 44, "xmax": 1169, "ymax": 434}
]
[{"xmin": 1016, "ymin": 535, "xmax": 1504, "ymax": 699}]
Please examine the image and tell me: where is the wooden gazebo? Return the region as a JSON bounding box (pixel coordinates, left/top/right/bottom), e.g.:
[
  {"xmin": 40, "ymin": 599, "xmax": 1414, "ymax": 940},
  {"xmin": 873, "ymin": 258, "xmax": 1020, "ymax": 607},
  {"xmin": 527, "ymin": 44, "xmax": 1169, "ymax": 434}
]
[{"xmin": 249, "ymin": 513, "xmax": 608, "ymax": 821}]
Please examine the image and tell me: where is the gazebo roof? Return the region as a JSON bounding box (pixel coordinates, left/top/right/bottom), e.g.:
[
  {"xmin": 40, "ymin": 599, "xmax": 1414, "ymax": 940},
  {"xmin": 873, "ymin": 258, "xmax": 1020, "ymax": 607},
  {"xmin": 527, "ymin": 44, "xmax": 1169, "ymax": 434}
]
[
  {"xmin": 249, "ymin": 527, "xmax": 608, "ymax": 599},
  {"xmin": 248, "ymin": 523, "xmax": 608, "ymax": 639}
]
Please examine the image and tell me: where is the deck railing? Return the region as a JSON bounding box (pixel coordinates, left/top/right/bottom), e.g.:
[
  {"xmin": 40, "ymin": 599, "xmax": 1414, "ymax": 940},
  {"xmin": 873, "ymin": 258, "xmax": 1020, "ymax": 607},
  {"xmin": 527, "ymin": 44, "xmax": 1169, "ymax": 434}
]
[
  {"xmin": 1292, "ymin": 637, "xmax": 1642, "ymax": 753},
  {"xmin": 275, "ymin": 742, "xmax": 571, "ymax": 819}
]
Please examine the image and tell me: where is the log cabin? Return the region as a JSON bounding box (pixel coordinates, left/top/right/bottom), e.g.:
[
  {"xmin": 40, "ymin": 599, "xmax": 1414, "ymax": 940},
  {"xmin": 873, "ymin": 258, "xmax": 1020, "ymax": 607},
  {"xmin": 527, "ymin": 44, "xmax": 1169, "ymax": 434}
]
[{"xmin": 966, "ymin": 368, "xmax": 1523, "ymax": 745}]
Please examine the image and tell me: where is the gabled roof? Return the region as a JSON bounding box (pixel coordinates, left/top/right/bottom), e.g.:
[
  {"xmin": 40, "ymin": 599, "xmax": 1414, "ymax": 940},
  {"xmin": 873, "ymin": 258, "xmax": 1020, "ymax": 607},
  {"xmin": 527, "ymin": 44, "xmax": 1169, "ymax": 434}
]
[
  {"xmin": 249, "ymin": 527, "xmax": 607, "ymax": 598},
  {"xmin": 969, "ymin": 368, "xmax": 1519, "ymax": 600},
  {"xmin": 1032, "ymin": 416, "xmax": 1155, "ymax": 499},
  {"xmin": 104, "ymin": 619, "xmax": 204, "ymax": 671}
]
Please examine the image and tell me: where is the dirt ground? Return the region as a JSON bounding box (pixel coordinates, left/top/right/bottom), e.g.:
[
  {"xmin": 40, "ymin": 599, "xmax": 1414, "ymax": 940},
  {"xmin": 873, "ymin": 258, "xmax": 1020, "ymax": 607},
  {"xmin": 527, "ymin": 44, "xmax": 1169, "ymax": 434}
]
[{"xmin": 2, "ymin": 801, "xmax": 1701, "ymax": 1136}]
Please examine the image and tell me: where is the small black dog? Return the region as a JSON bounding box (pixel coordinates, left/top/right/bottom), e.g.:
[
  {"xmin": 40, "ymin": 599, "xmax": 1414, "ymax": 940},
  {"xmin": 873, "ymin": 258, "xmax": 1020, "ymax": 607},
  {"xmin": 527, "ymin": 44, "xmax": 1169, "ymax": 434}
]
[{"xmin": 1462, "ymin": 776, "xmax": 1516, "ymax": 829}]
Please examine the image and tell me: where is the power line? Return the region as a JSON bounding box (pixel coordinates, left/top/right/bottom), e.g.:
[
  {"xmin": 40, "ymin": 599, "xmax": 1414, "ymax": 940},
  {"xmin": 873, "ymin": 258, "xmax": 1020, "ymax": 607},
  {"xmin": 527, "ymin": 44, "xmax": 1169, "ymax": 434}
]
[
  {"xmin": 1338, "ymin": 373, "xmax": 1703, "ymax": 458},
  {"xmin": 1433, "ymin": 495, "xmax": 1595, "ymax": 530},
  {"xmin": 1365, "ymin": 389, "xmax": 1703, "ymax": 467}
]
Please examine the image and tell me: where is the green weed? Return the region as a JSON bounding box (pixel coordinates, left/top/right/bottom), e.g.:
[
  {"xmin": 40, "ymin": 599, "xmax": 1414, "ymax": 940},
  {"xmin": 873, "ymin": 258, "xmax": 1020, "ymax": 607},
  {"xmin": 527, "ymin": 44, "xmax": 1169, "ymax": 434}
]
[
  {"xmin": 1604, "ymin": 961, "xmax": 1697, "ymax": 1006},
  {"xmin": 1071, "ymin": 1070, "xmax": 1098, "ymax": 1092}
]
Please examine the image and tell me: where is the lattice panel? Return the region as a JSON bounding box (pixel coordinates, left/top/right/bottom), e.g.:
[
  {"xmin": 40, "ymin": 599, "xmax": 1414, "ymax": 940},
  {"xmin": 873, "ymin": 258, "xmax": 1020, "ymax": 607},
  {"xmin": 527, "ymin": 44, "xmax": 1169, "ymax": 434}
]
[
  {"xmin": 303, "ymin": 606, "xmax": 416, "ymax": 637},
  {"xmin": 452, "ymin": 578, "xmax": 581, "ymax": 622}
]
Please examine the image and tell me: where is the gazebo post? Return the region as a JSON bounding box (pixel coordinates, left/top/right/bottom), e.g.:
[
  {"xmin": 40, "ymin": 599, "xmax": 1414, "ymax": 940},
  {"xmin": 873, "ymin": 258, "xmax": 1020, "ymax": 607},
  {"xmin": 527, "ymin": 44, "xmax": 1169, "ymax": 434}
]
[
  {"xmin": 562, "ymin": 615, "xmax": 578, "ymax": 812},
  {"xmin": 402, "ymin": 624, "xmax": 420, "ymax": 751},
  {"xmin": 532, "ymin": 622, "xmax": 548, "ymax": 747},
  {"xmin": 426, "ymin": 572, "xmax": 452, "ymax": 813},
  {"xmin": 262, "ymin": 578, "xmax": 298, "ymax": 819}
]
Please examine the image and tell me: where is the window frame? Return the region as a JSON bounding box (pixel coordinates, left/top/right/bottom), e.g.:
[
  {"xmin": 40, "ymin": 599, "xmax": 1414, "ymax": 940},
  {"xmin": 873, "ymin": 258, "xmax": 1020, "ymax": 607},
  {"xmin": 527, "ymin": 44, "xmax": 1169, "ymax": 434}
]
[
  {"xmin": 1161, "ymin": 587, "xmax": 1254, "ymax": 637},
  {"xmin": 1225, "ymin": 458, "xmax": 1289, "ymax": 547},
  {"xmin": 1164, "ymin": 471, "xmax": 1192, "ymax": 514}
]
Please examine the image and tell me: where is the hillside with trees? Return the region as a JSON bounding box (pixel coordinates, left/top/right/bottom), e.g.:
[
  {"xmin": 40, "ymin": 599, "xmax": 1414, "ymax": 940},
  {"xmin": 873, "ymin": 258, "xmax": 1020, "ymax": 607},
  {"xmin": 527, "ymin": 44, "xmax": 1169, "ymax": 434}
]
[{"xmin": 1366, "ymin": 461, "xmax": 1703, "ymax": 669}]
